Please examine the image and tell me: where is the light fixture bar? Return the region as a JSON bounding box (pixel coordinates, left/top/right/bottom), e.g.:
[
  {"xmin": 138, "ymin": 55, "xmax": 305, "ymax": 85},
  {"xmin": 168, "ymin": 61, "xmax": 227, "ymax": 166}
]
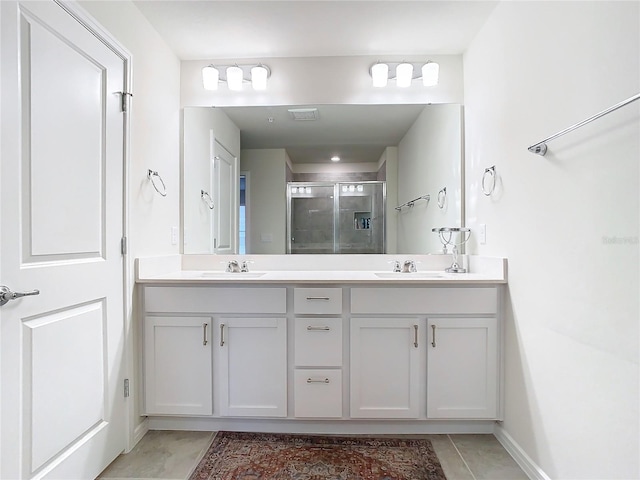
[
  {"xmin": 202, "ymin": 63, "xmax": 271, "ymax": 91},
  {"xmin": 369, "ymin": 61, "xmax": 439, "ymax": 87}
]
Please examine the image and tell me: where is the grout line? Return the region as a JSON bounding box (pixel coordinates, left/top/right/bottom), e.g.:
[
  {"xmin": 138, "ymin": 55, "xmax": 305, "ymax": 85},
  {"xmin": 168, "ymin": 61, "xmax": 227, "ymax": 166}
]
[{"xmin": 447, "ymin": 434, "xmax": 477, "ymax": 480}]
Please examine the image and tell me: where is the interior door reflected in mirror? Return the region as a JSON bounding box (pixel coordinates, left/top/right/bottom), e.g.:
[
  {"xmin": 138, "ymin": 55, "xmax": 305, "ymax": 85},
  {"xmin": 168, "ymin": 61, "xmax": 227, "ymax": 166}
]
[{"xmin": 182, "ymin": 104, "xmax": 464, "ymax": 255}]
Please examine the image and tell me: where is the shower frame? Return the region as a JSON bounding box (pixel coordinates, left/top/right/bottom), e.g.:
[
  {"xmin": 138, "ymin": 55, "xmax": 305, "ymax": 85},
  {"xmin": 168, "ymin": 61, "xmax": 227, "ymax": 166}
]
[{"xmin": 286, "ymin": 181, "xmax": 386, "ymax": 254}]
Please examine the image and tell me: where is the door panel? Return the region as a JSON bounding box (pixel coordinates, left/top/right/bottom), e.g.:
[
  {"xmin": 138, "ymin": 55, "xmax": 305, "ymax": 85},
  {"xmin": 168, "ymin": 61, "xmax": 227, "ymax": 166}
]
[
  {"xmin": 25, "ymin": 13, "xmax": 105, "ymax": 259},
  {"xmin": 1, "ymin": 1, "xmax": 127, "ymax": 478},
  {"xmin": 26, "ymin": 302, "xmax": 106, "ymax": 471},
  {"xmin": 213, "ymin": 141, "xmax": 238, "ymax": 254}
]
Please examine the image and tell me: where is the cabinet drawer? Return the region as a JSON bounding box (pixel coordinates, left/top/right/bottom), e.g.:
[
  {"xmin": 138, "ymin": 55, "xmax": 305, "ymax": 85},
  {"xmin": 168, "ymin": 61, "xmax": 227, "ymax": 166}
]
[
  {"xmin": 351, "ymin": 287, "xmax": 497, "ymax": 315},
  {"xmin": 295, "ymin": 318, "xmax": 342, "ymax": 367},
  {"xmin": 294, "ymin": 369, "xmax": 342, "ymax": 418},
  {"xmin": 294, "ymin": 288, "xmax": 342, "ymax": 314},
  {"xmin": 144, "ymin": 287, "xmax": 286, "ymax": 314}
]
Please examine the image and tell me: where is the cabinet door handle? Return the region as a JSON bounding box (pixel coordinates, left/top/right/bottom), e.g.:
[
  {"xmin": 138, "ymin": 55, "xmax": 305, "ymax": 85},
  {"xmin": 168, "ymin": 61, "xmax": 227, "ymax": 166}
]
[
  {"xmin": 220, "ymin": 323, "xmax": 225, "ymax": 347},
  {"xmin": 307, "ymin": 378, "xmax": 330, "ymax": 384},
  {"xmin": 306, "ymin": 296, "xmax": 330, "ymax": 300},
  {"xmin": 431, "ymin": 324, "xmax": 436, "ymax": 348},
  {"xmin": 307, "ymin": 325, "xmax": 330, "ymax": 331},
  {"xmin": 413, "ymin": 324, "xmax": 419, "ymax": 348},
  {"xmin": 203, "ymin": 323, "xmax": 208, "ymax": 346}
]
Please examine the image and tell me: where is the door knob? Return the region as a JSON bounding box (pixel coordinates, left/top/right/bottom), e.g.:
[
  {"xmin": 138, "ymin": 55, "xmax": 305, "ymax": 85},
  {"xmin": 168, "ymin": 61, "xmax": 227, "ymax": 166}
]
[{"xmin": 0, "ymin": 285, "xmax": 40, "ymax": 306}]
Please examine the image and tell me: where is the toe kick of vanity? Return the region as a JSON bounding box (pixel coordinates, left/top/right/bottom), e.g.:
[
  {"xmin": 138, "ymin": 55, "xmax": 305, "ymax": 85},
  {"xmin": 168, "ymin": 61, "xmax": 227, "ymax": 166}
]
[{"xmin": 140, "ymin": 283, "xmax": 504, "ymax": 433}]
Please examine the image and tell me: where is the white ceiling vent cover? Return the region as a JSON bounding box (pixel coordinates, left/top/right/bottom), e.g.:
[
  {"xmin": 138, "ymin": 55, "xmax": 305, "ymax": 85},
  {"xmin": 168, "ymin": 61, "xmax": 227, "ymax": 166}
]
[{"xmin": 288, "ymin": 108, "xmax": 319, "ymax": 121}]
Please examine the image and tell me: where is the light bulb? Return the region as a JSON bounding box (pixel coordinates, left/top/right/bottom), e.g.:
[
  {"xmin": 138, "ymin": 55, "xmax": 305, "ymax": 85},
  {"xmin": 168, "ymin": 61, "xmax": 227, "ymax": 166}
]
[
  {"xmin": 226, "ymin": 66, "xmax": 243, "ymax": 91},
  {"xmin": 202, "ymin": 66, "xmax": 219, "ymax": 90},
  {"xmin": 396, "ymin": 62, "xmax": 413, "ymax": 87},
  {"xmin": 251, "ymin": 65, "xmax": 268, "ymax": 90},
  {"xmin": 371, "ymin": 63, "xmax": 389, "ymax": 88},
  {"xmin": 422, "ymin": 62, "xmax": 439, "ymax": 87}
]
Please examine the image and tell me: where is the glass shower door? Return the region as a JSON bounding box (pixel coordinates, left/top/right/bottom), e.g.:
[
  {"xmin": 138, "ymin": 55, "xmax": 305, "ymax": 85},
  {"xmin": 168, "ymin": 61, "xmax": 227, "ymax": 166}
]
[
  {"xmin": 337, "ymin": 182, "xmax": 385, "ymax": 253},
  {"xmin": 288, "ymin": 183, "xmax": 336, "ymax": 254}
]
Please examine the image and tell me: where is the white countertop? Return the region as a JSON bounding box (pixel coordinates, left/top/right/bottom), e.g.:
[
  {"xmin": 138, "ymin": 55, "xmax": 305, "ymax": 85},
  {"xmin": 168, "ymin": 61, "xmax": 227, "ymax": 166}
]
[{"xmin": 136, "ymin": 255, "xmax": 507, "ymax": 285}]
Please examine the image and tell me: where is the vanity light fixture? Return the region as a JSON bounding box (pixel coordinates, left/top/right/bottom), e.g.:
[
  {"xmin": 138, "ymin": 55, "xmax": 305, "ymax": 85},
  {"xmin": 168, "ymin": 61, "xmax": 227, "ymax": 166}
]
[
  {"xmin": 331, "ymin": 156, "xmax": 341, "ymax": 162},
  {"xmin": 202, "ymin": 63, "xmax": 271, "ymax": 91},
  {"xmin": 370, "ymin": 61, "xmax": 439, "ymax": 88}
]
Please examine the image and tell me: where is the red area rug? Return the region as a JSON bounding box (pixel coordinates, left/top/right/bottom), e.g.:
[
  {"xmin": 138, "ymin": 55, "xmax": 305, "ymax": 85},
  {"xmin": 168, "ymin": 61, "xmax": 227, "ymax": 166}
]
[{"xmin": 189, "ymin": 431, "xmax": 447, "ymax": 480}]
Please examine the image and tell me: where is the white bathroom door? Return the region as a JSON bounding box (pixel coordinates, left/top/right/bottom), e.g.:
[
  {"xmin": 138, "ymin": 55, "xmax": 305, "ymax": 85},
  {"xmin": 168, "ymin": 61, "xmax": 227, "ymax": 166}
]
[
  {"xmin": 0, "ymin": 1, "xmax": 127, "ymax": 478},
  {"xmin": 212, "ymin": 141, "xmax": 239, "ymax": 254}
]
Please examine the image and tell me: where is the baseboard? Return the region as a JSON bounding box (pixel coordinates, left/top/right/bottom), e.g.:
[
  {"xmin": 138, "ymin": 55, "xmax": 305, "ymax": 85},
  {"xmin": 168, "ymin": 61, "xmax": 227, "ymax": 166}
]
[
  {"xmin": 494, "ymin": 424, "xmax": 551, "ymax": 480},
  {"xmin": 130, "ymin": 418, "xmax": 149, "ymax": 452},
  {"xmin": 146, "ymin": 416, "xmax": 497, "ymax": 435}
]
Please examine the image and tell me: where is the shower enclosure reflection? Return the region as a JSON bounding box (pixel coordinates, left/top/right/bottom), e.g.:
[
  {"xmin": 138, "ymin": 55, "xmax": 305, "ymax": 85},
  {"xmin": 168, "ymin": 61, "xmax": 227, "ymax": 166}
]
[{"xmin": 288, "ymin": 182, "xmax": 386, "ymax": 254}]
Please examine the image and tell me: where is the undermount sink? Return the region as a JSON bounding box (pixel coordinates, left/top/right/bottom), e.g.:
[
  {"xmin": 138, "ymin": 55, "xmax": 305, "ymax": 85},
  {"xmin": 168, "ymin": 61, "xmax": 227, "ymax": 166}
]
[
  {"xmin": 200, "ymin": 272, "xmax": 266, "ymax": 278},
  {"xmin": 374, "ymin": 271, "xmax": 445, "ymax": 279}
]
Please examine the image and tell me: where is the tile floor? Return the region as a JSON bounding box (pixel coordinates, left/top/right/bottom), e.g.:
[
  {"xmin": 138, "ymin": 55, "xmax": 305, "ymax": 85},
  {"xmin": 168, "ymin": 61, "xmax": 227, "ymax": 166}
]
[{"xmin": 98, "ymin": 430, "xmax": 529, "ymax": 480}]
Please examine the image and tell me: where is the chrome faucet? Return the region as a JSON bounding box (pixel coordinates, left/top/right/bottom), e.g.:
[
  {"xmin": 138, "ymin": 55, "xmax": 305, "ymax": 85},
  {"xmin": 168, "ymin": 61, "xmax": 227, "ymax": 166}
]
[
  {"xmin": 240, "ymin": 260, "xmax": 249, "ymax": 272},
  {"xmin": 402, "ymin": 260, "xmax": 417, "ymax": 273},
  {"xmin": 392, "ymin": 260, "xmax": 402, "ymax": 272},
  {"xmin": 226, "ymin": 260, "xmax": 240, "ymax": 273}
]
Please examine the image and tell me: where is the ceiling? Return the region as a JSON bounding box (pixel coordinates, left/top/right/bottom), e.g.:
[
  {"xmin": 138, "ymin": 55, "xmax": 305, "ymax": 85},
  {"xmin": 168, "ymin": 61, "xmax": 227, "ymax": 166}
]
[
  {"xmin": 134, "ymin": 1, "xmax": 498, "ymax": 163},
  {"xmin": 218, "ymin": 104, "xmax": 427, "ymax": 163},
  {"xmin": 133, "ymin": 1, "xmax": 498, "ymax": 60}
]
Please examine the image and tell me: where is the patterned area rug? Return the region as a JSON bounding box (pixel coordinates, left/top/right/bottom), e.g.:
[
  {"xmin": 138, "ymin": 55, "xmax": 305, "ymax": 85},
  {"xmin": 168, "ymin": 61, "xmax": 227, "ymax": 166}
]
[{"xmin": 189, "ymin": 431, "xmax": 447, "ymax": 480}]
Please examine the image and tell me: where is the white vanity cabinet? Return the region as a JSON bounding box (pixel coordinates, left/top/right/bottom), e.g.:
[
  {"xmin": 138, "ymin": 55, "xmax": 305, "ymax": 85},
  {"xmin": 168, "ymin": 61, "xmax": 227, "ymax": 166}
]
[
  {"xmin": 140, "ymin": 279, "xmax": 503, "ymax": 428},
  {"xmin": 293, "ymin": 288, "xmax": 343, "ymax": 418},
  {"xmin": 143, "ymin": 316, "xmax": 213, "ymax": 415},
  {"xmin": 350, "ymin": 318, "xmax": 423, "ymax": 418},
  {"xmin": 351, "ymin": 287, "xmax": 500, "ymax": 421},
  {"xmin": 142, "ymin": 286, "xmax": 287, "ymax": 417},
  {"xmin": 426, "ymin": 317, "xmax": 498, "ymax": 419},
  {"xmin": 217, "ymin": 317, "xmax": 287, "ymax": 417}
]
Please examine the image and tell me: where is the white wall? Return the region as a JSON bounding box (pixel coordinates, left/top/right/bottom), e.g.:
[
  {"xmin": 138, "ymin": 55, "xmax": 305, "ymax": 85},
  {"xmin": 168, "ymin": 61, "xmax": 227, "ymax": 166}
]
[
  {"xmin": 79, "ymin": 0, "xmax": 181, "ymax": 439},
  {"xmin": 241, "ymin": 149, "xmax": 288, "ymax": 254},
  {"xmin": 380, "ymin": 147, "xmax": 399, "ymax": 253},
  {"xmin": 464, "ymin": 2, "xmax": 639, "ymax": 479},
  {"xmin": 181, "ymin": 55, "xmax": 463, "ymax": 107},
  {"xmin": 397, "ymin": 105, "xmax": 463, "ymax": 254},
  {"xmin": 80, "ymin": 1, "xmax": 181, "ymax": 258},
  {"xmin": 183, "ymin": 107, "xmax": 240, "ymax": 253}
]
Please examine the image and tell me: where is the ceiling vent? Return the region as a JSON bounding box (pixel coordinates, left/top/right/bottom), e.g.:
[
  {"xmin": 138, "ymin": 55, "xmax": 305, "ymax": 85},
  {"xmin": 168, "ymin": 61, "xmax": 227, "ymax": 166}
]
[{"xmin": 288, "ymin": 108, "xmax": 319, "ymax": 121}]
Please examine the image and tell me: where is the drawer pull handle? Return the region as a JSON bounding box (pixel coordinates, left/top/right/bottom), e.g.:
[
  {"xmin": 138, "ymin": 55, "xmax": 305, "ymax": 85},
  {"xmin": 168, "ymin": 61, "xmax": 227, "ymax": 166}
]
[
  {"xmin": 306, "ymin": 296, "xmax": 330, "ymax": 300},
  {"xmin": 220, "ymin": 323, "xmax": 225, "ymax": 347},
  {"xmin": 414, "ymin": 324, "xmax": 419, "ymax": 348},
  {"xmin": 307, "ymin": 378, "xmax": 330, "ymax": 384},
  {"xmin": 307, "ymin": 326, "xmax": 330, "ymax": 331},
  {"xmin": 203, "ymin": 323, "xmax": 208, "ymax": 346},
  {"xmin": 431, "ymin": 324, "xmax": 436, "ymax": 348}
]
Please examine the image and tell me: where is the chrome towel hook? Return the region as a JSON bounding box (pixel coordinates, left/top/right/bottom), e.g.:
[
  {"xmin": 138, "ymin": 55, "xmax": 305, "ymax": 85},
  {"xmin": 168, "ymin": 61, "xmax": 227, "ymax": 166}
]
[
  {"xmin": 201, "ymin": 190, "xmax": 214, "ymax": 209},
  {"xmin": 482, "ymin": 166, "xmax": 496, "ymax": 196},
  {"xmin": 147, "ymin": 169, "xmax": 167, "ymax": 197}
]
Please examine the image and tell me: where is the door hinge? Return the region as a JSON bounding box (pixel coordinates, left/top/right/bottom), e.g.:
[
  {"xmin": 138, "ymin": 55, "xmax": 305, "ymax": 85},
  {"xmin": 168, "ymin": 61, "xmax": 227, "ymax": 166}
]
[
  {"xmin": 124, "ymin": 378, "xmax": 130, "ymax": 398},
  {"xmin": 121, "ymin": 236, "xmax": 128, "ymax": 255},
  {"xmin": 119, "ymin": 91, "xmax": 133, "ymax": 112}
]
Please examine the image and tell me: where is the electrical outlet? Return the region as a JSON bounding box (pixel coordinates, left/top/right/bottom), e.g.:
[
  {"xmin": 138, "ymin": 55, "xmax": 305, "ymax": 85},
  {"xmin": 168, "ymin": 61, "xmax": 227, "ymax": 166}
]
[
  {"xmin": 171, "ymin": 226, "xmax": 178, "ymax": 245},
  {"xmin": 479, "ymin": 224, "xmax": 487, "ymax": 245}
]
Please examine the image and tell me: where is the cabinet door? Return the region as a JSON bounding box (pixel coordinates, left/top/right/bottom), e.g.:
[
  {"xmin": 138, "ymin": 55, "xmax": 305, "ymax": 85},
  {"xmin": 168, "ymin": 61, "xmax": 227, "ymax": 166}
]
[
  {"xmin": 350, "ymin": 318, "xmax": 422, "ymax": 418},
  {"xmin": 427, "ymin": 317, "xmax": 498, "ymax": 419},
  {"xmin": 217, "ymin": 317, "xmax": 287, "ymax": 417},
  {"xmin": 144, "ymin": 316, "xmax": 212, "ymax": 415}
]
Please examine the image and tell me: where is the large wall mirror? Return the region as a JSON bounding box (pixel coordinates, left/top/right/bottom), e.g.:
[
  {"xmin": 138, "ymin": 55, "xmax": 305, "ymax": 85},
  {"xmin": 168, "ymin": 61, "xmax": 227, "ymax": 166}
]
[{"xmin": 182, "ymin": 103, "xmax": 463, "ymax": 255}]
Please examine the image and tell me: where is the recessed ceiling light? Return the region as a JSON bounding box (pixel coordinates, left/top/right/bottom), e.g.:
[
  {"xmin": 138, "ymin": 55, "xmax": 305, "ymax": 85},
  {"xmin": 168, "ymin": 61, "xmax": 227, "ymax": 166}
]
[{"xmin": 331, "ymin": 156, "xmax": 340, "ymax": 162}]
